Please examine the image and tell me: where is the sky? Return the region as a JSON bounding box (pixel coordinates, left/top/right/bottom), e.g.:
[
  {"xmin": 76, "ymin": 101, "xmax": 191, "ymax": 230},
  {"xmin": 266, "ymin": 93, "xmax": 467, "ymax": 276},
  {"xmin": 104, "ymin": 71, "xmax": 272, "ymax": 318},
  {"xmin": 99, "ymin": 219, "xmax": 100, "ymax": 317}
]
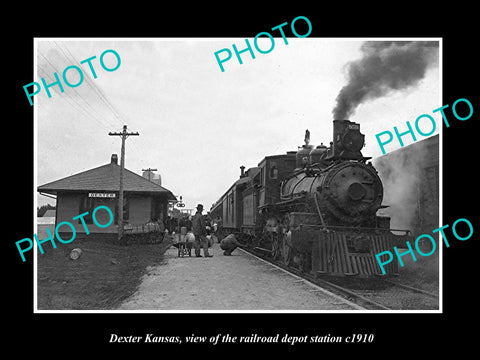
[{"xmin": 35, "ymin": 38, "xmax": 440, "ymax": 211}]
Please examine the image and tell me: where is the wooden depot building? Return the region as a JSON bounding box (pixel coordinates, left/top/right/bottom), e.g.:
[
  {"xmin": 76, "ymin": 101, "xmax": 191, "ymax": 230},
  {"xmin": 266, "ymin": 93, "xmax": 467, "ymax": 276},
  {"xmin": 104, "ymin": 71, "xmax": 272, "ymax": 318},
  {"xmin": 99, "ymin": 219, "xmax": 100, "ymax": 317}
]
[{"xmin": 38, "ymin": 154, "xmax": 176, "ymax": 241}]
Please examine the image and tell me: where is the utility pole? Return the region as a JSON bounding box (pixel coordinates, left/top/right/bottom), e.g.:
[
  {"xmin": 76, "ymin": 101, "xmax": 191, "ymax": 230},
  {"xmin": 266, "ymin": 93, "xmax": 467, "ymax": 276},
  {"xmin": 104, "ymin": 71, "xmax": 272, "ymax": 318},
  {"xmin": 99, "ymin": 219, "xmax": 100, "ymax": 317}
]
[
  {"xmin": 142, "ymin": 168, "xmax": 158, "ymax": 182},
  {"xmin": 109, "ymin": 125, "xmax": 139, "ymax": 243}
]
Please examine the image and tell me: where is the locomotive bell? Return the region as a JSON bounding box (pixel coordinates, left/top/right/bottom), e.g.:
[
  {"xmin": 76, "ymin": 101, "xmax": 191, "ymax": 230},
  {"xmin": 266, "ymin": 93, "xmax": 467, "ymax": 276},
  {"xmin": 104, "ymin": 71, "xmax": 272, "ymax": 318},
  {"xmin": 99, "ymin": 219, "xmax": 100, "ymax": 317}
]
[
  {"xmin": 296, "ymin": 144, "xmax": 314, "ymax": 168},
  {"xmin": 309, "ymin": 143, "xmax": 328, "ymax": 167}
]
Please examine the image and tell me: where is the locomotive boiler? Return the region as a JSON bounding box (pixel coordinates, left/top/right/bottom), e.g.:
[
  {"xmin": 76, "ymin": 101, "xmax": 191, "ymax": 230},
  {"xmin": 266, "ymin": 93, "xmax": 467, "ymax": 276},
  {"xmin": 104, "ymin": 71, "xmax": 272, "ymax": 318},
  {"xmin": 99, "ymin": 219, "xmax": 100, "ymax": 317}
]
[{"xmin": 211, "ymin": 120, "xmax": 410, "ymax": 277}]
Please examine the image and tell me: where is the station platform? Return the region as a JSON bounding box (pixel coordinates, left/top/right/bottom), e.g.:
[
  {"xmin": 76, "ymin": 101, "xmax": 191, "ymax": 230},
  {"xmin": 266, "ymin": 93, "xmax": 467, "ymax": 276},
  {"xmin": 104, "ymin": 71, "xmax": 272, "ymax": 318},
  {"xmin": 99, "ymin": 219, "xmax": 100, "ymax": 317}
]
[{"xmin": 118, "ymin": 242, "xmax": 361, "ymax": 311}]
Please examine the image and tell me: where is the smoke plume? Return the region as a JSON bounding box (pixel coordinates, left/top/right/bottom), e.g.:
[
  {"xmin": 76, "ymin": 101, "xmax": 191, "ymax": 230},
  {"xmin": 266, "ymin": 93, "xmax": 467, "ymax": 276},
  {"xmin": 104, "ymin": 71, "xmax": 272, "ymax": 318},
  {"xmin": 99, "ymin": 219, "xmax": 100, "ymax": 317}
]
[
  {"xmin": 373, "ymin": 135, "xmax": 440, "ymax": 281},
  {"xmin": 332, "ymin": 41, "xmax": 439, "ymax": 119},
  {"xmin": 373, "ymin": 135, "xmax": 439, "ymax": 235}
]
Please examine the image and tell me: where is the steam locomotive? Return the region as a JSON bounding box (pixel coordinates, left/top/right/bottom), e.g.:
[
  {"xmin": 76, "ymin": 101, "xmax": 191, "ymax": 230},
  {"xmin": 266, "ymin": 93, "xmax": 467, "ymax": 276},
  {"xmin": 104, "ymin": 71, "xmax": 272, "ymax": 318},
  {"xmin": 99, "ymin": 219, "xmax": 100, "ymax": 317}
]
[{"xmin": 210, "ymin": 120, "xmax": 410, "ymax": 277}]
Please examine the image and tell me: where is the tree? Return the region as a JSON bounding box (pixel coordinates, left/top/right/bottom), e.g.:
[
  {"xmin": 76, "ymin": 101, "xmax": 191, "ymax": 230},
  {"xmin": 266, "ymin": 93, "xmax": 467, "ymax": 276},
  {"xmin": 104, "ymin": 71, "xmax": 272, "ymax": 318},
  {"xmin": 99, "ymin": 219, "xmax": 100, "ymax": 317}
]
[{"xmin": 37, "ymin": 203, "xmax": 55, "ymax": 217}]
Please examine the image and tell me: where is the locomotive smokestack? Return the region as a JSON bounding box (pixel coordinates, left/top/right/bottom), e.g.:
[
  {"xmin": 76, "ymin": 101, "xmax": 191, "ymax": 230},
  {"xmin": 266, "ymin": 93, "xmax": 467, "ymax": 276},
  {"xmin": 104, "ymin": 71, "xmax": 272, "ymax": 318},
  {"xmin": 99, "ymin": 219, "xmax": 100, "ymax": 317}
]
[
  {"xmin": 240, "ymin": 165, "xmax": 245, "ymax": 177},
  {"xmin": 329, "ymin": 120, "xmax": 365, "ymax": 160},
  {"xmin": 332, "ymin": 41, "xmax": 439, "ymax": 119}
]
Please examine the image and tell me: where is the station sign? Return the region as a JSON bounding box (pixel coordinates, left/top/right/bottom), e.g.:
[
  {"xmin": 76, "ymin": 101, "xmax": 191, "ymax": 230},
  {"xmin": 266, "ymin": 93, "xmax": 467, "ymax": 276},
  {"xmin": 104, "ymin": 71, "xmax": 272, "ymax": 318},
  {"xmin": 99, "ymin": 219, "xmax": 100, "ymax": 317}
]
[{"xmin": 88, "ymin": 193, "xmax": 116, "ymax": 198}]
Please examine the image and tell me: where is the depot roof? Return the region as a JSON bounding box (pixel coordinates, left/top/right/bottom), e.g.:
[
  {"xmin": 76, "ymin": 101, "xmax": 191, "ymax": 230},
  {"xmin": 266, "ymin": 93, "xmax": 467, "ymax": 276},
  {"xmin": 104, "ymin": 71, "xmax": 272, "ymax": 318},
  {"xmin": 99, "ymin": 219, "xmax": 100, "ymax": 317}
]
[{"xmin": 38, "ymin": 160, "xmax": 176, "ymax": 200}]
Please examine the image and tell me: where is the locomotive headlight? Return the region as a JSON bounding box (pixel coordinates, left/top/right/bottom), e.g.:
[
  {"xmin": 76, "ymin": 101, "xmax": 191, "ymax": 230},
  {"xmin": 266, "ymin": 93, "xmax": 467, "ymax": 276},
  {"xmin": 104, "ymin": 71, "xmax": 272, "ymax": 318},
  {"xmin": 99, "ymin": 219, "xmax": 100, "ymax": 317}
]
[{"xmin": 342, "ymin": 130, "xmax": 365, "ymax": 152}]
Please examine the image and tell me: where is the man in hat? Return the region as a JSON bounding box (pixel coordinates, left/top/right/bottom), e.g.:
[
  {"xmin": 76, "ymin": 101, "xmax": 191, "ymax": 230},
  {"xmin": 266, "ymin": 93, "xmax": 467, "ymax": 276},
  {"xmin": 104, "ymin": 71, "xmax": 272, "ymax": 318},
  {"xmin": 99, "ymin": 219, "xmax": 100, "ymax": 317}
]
[{"xmin": 192, "ymin": 204, "xmax": 212, "ymax": 257}]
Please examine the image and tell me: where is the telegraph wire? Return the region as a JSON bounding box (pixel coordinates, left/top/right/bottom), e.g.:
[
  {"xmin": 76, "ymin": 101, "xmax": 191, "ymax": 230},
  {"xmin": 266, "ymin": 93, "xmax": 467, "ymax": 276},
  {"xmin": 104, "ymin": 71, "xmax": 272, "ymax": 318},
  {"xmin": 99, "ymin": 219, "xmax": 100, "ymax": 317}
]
[
  {"xmin": 36, "ymin": 56, "xmax": 114, "ymax": 130},
  {"xmin": 36, "ymin": 42, "xmax": 153, "ymax": 172},
  {"xmin": 54, "ymin": 41, "xmax": 125, "ymax": 128},
  {"xmin": 49, "ymin": 42, "xmax": 122, "ymax": 129},
  {"xmin": 36, "ymin": 60, "xmax": 114, "ymax": 132},
  {"xmin": 52, "ymin": 42, "xmax": 148, "ymax": 166},
  {"xmin": 36, "ymin": 78, "xmax": 111, "ymax": 138}
]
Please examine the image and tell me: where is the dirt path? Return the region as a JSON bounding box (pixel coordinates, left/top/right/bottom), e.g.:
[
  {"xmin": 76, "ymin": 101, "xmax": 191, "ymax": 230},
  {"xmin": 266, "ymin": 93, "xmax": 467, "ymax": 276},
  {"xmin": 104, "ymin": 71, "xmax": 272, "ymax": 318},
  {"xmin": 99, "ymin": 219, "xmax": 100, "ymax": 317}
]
[{"xmin": 117, "ymin": 242, "xmax": 359, "ymax": 311}]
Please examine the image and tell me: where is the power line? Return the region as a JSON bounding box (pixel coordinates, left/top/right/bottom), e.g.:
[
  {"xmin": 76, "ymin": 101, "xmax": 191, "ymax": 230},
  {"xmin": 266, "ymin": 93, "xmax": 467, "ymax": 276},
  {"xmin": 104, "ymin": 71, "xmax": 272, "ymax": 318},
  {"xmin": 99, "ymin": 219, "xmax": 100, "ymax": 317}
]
[
  {"xmin": 50, "ymin": 42, "xmax": 123, "ymax": 129},
  {"xmin": 37, "ymin": 58, "xmax": 107, "ymax": 121},
  {"xmin": 37, "ymin": 42, "xmax": 148, "ymax": 171},
  {"xmin": 50, "ymin": 42, "xmax": 148, "ymax": 163},
  {"xmin": 37, "ymin": 65, "xmax": 103, "ymax": 126},
  {"xmin": 37, "ymin": 42, "xmax": 121, "ymax": 130},
  {"xmin": 54, "ymin": 41, "xmax": 125, "ymax": 128},
  {"xmin": 37, "ymin": 62, "xmax": 113, "ymax": 131}
]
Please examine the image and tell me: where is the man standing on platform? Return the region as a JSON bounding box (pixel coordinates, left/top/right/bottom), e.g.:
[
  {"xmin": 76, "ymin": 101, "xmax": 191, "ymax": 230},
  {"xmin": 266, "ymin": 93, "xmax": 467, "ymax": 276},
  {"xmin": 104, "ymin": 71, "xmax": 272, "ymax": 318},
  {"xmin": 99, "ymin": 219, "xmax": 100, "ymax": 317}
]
[{"xmin": 192, "ymin": 204, "xmax": 212, "ymax": 258}]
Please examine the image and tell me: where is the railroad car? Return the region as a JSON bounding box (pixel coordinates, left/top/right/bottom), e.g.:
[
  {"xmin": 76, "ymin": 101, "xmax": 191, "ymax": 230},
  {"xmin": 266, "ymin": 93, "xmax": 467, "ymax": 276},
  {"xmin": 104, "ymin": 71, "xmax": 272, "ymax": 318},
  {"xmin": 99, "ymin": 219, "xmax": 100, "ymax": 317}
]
[{"xmin": 210, "ymin": 120, "xmax": 410, "ymax": 277}]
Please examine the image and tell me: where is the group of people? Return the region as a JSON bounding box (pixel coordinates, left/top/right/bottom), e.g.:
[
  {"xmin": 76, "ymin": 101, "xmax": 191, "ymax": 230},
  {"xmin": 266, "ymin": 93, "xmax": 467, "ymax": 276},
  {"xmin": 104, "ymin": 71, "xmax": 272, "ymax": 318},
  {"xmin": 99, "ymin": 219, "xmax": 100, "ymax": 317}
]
[{"xmin": 175, "ymin": 204, "xmax": 239, "ymax": 257}]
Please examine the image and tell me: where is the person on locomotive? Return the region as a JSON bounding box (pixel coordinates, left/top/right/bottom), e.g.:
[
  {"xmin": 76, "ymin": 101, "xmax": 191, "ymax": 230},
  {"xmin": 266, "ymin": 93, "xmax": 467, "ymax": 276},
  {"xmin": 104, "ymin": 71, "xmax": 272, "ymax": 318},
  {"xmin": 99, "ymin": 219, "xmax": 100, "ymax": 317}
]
[{"xmin": 192, "ymin": 204, "xmax": 212, "ymax": 258}]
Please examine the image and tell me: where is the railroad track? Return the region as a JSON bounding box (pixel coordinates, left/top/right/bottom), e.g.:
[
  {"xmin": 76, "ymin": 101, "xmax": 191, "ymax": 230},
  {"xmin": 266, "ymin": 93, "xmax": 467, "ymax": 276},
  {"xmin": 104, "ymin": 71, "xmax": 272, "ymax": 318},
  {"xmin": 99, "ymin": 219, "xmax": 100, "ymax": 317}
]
[{"xmin": 240, "ymin": 245, "xmax": 439, "ymax": 311}]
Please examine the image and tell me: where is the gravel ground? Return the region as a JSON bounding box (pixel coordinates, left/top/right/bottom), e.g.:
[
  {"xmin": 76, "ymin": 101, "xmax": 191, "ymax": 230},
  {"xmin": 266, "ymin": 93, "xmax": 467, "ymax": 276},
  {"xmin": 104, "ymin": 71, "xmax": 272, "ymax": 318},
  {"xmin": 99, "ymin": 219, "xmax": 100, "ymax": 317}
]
[
  {"xmin": 36, "ymin": 225, "xmax": 172, "ymax": 310},
  {"xmin": 117, "ymin": 243, "xmax": 359, "ymax": 311}
]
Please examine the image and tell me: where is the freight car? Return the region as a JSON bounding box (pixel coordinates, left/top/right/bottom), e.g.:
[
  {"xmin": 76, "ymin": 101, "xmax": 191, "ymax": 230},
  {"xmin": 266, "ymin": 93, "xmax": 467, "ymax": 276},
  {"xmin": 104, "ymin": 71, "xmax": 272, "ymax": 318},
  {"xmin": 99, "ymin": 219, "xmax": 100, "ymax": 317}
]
[{"xmin": 210, "ymin": 120, "xmax": 411, "ymax": 277}]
